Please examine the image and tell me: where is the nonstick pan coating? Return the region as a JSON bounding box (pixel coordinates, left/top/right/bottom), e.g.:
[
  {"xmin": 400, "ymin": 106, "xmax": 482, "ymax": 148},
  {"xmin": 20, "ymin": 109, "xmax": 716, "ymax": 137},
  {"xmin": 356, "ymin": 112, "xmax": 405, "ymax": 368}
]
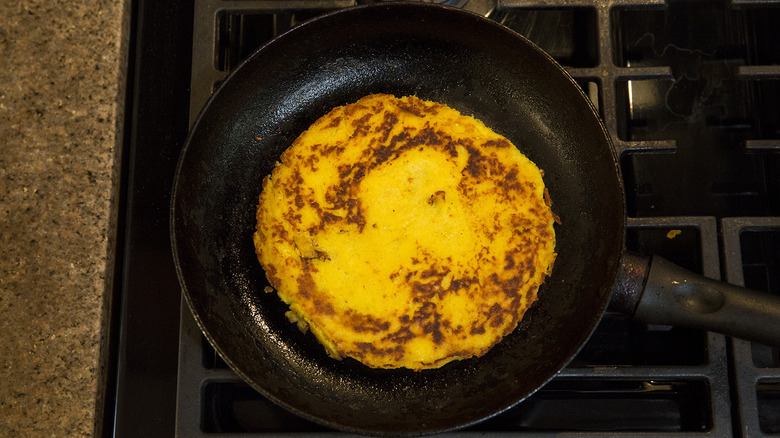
[{"xmin": 171, "ymin": 3, "xmax": 625, "ymax": 435}]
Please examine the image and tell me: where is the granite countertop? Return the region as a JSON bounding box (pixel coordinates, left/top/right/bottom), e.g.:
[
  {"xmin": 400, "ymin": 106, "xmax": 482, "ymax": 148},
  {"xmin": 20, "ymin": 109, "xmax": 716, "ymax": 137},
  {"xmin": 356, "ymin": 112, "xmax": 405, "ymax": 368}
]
[{"xmin": 0, "ymin": 0, "xmax": 129, "ymax": 435}]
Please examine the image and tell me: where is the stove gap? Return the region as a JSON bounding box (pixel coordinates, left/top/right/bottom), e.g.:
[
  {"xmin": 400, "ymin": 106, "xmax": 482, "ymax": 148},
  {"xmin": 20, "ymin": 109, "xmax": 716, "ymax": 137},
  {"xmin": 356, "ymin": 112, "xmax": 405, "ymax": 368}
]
[
  {"xmin": 739, "ymin": 229, "xmax": 780, "ymax": 368},
  {"xmin": 740, "ymin": 230, "xmax": 780, "ymax": 300},
  {"xmin": 613, "ymin": 1, "xmax": 747, "ymax": 70},
  {"xmin": 202, "ymin": 383, "xmax": 326, "ymax": 433},
  {"xmin": 736, "ymin": 6, "xmax": 780, "ymax": 66},
  {"xmin": 492, "ymin": 7, "xmax": 598, "ymax": 68},
  {"xmin": 577, "ymin": 79, "xmax": 601, "ymax": 116},
  {"xmin": 757, "ymin": 381, "xmax": 780, "ymax": 434},
  {"xmin": 200, "ymin": 379, "xmax": 713, "ymax": 433},
  {"xmin": 473, "ymin": 379, "xmax": 712, "ymax": 432},
  {"xmin": 750, "ymin": 80, "xmax": 780, "ymax": 141},
  {"xmin": 215, "ymin": 10, "xmax": 338, "ymax": 72}
]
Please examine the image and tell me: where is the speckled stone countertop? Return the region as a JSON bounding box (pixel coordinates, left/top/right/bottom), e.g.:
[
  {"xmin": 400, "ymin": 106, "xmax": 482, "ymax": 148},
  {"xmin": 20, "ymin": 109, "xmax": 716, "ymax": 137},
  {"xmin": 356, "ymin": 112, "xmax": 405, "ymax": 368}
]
[{"xmin": 0, "ymin": 0, "xmax": 129, "ymax": 436}]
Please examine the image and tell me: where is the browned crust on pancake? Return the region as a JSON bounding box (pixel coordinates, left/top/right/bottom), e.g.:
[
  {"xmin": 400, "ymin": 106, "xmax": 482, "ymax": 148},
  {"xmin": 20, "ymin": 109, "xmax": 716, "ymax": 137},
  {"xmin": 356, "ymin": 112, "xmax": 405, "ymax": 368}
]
[{"xmin": 254, "ymin": 94, "xmax": 557, "ymax": 370}]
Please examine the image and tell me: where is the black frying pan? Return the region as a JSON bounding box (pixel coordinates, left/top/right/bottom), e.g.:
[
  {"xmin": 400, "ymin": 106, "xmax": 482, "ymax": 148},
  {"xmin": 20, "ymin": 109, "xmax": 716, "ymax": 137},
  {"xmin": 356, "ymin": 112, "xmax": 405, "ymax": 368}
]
[{"xmin": 171, "ymin": 3, "xmax": 780, "ymax": 435}]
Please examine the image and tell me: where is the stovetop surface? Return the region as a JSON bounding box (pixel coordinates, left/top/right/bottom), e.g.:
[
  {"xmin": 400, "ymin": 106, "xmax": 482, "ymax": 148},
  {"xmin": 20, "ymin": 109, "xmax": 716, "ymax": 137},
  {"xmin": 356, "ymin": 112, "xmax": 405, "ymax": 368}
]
[{"xmin": 109, "ymin": 0, "xmax": 780, "ymax": 436}]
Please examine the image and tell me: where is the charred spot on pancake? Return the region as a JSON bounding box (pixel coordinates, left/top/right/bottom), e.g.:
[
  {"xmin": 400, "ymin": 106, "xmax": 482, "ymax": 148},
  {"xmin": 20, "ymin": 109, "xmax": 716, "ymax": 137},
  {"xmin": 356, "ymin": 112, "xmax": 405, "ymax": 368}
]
[
  {"xmin": 253, "ymin": 94, "xmax": 557, "ymax": 370},
  {"xmin": 427, "ymin": 190, "xmax": 446, "ymax": 206}
]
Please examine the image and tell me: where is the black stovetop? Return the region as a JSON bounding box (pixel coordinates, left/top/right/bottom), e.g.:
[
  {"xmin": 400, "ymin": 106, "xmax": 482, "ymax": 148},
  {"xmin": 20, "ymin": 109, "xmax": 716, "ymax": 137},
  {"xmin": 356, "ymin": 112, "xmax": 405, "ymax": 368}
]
[{"xmin": 107, "ymin": 1, "xmax": 780, "ymax": 437}]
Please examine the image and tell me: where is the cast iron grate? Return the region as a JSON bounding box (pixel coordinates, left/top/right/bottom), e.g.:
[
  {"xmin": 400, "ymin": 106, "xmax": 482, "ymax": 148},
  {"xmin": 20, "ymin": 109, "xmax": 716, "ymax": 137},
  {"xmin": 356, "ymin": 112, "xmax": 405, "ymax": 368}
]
[{"xmin": 176, "ymin": 0, "xmax": 780, "ymax": 436}]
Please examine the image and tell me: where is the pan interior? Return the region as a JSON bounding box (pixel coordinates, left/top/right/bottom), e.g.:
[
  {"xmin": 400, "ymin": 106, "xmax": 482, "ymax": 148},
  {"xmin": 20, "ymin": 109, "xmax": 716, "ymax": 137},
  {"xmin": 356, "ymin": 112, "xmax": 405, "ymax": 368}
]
[{"xmin": 171, "ymin": 3, "xmax": 625, "ymax": 435}]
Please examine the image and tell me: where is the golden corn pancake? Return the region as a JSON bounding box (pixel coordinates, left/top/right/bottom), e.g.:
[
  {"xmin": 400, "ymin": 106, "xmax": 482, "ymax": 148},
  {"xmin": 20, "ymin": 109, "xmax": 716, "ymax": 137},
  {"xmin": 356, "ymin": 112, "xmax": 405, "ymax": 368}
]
[{"xmin": 254, "ymin": 94, "xmax": 557, "ymax": 370}]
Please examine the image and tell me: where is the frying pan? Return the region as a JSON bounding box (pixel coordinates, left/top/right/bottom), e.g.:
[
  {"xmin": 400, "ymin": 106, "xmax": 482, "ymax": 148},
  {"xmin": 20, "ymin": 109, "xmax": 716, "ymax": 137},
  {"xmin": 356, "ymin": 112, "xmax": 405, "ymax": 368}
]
[{"xmin": 171, "ymin": 3, "xmax": 780, "ymax": 435}]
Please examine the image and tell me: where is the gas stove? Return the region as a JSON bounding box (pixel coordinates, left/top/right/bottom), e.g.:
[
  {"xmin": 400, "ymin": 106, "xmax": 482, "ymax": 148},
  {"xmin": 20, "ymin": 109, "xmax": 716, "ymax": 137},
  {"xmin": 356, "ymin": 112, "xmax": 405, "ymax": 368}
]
[{"xmin": 108, "ymin": 0, "xmax": 779, "ymax": 436}]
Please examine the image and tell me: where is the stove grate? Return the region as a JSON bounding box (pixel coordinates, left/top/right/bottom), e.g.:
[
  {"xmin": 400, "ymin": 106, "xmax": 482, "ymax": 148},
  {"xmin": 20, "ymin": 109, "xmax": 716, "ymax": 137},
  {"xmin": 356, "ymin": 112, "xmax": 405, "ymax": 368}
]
[{"xmin": 176, "ymin": 0, "xmax": 780, "ymax": 435}]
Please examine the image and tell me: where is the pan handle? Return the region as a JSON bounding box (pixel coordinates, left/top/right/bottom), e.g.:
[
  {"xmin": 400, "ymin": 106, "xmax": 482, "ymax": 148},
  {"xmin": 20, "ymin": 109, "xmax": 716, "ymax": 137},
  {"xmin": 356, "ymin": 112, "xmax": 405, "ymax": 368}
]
[{"xmin": 610, "ymin": 253, "xmax": 780, "ymax": 346}]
